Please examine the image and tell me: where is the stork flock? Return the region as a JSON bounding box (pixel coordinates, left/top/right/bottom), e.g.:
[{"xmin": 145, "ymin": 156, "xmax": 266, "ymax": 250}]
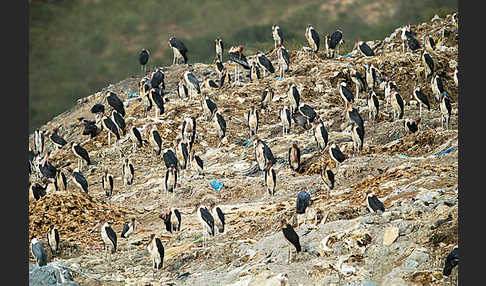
[{"xmin": 29, "ymin": 12, "xmax": 458, "ymax": 281}]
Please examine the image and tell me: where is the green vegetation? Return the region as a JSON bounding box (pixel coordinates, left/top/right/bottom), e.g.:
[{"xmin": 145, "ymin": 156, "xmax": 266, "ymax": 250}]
[{"xmin": 29, "ymin": 0, "xmax": 457, "ymax": 132}]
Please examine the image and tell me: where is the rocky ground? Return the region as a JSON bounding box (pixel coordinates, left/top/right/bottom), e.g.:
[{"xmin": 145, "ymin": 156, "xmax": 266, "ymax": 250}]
[{"xmin": 29, "ymin": 13, "xmax": 458, "ymax": 286}]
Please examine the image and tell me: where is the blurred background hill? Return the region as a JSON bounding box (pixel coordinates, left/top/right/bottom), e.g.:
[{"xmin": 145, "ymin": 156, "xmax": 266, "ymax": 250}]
[{"xmin": 29, "ymin": 0, "xmax": 457, "ymax": 133}]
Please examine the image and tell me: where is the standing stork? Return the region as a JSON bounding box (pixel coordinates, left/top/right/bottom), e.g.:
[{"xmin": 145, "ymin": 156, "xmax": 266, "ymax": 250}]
[
  {"xmin": 165, "ymin": 166, "xmax": 178, "ymax": 199},
  {"xmin": 280, "ymin": 105, "xmax": 292, "ymax": 136},
  {"xmin": 195, "ymin": 204, "xmax": 215, "ymax": 248},
  {"xmin": 47, "ymin": 128, "xmax": 67, "ymax": 151},
  {"xmin": 365, "ymin": 63, "xmax": 380, "ymax": 92},
  {"xmin": 355, "ymin": 40, "xmax": 375, "ymax": 57},
  {"xmin": 219, "ymin": 66, "xmax": 232, "ymax": 88},
  {"xmin": 313, "ymin": 118, "xmax": 328, "ymax": 152},
  {"xmin": 288, "ymin": 141, "xmax": 301, "ymax": 172},
  {"xmin": 228, "ymin": 45, "xmax": 250, "ymax": 84},
  {"xmin": 281, "ymin": 218, "xmax": 301, "ymax": 264},
  {"xmin": 149, "ymin": 87, "xmax": 165, "ymax": 122},
  {"xmin": 288, "ymin": 83, "xmax": 301, "ymax": 114},
  {"xmin": 261, "ymin": 87, "xmax": 274, "ymax": 111},
  {"xmin": 277, "ymin": 45, "xmax": 290, "ymax": 78},
  {"xmin": 298, "ymin": 103, "xmax": 317, "ymax": 128},
  {"xmin": 30, "ymin": 237, "xmax": 47, "ymax": 266},
  {"xmin": 121, "ymin": 218, "xmax": 136, "ymax": 239},
  {"xmin": 209, "ymin": 202, "xmax": 225, "ymax": 234},
  {"xmin": 215, "ymin": 38, "xmax": 223, "ymax": 62},
  {"xmin": 351, "ymin": 124, "xmax": 365, "ymax": 155},
  {"xmin": 177, "ymin": 78, "xmax": 189, "ymax": 99},
  {"xmin": 90, "ymin": 103, "xmax": 105, "ymax": 120},
  {"xmin": 305, "ymin": 24, "xmax": 320, "ymax": 53},
  {"xmin": 102, "ymin": 169, "xmax": 114, "ymax": 198},
  {"xmin": 47, "ymin": 224, "xmax": 60, "ymax": 256},
  {"xmin": 272, "ymin": 24, "xmax": 283, "ymax": 49},
  {"xmin": 345, "ymin": 102, "xmax": 365, "ymax": 131},
  {"xmin": 367, "ymin": 91, "xmax": 379, "ymax": 121},
  {"xmin": 71, "ymin": 142, "xmax": 91, "ymax": 170},
  {"xmin": 404, "ymin": 117, "xmax": 421, "ymax": 134},
  {"xmin": 101, "ymin": 115, "xmax": 120, "ymax": 146},
  {"xmin": 190, "ymin": 150, "xmax": 204, "ymax": 176},
  {"xmin": 439, "ymin": 94, "xmax": 452, "ymax": 130},
  {"xmin": 38, "ymin": 151, "xmax": 57, "ymax": 182},
  {"xmin": 122, "ymin": 157, "xmax": 134, "ymax": 186},
  {"xmin": 295, "ymin": 187, "xmax": 312, "ymax": 229},
  {"xmin": 338, "ymin": 82, "xmax": 354, "ymax": 110},
  {"xmin": 390, "ymin": 89, "xmax": 405, "ymax": 121},
  {"xmin": 163, "ymin": 148, "xmax": 179, "ymax": 170},
  {"xmin": 100, "ymin": 220, "xmax": 117, "ymax": 265},
  {"xmin": 349, "ymin": 68, "xmax": 367, "ymax": 101},
  {"xmin": 431, "ymin": 75, "xmax": 445, "ymax": 103},
  {"xmin": 250, "ymin": 61, "xmax": 262, "ymax": 82},
  {"xmin": 56, "ymin": 169, "xmax": 67, "ymax": 191},
  {"xmin": 327, "ymin": 30, "xmax": 344, "ymax": 58},
  {"xmin": 364, "ymin": 190, "xmax": 385, "ymax": 214},
  {"xmin": 422, "ymin": 51, "xmax": 434, "ymax": 82},
  {"xmin": 34, "ymin": 129, "xmax": 45, "ymax": 156},
  {"xmin": 320, "ymin": 162, "xmax": 335, "ymax": 198},
  {"xmin": 183, "ymin": 70, "xmax": 201, "ymax": 98},
  {"xmin": 384, "ymin": 80, "xmax": 398, "ymax": 105},
  {"xmin": 139, "ymin": 49, "xmax": 150, "ymax": 73},
  {"xmin": 146, "ymin": 234, "xmax": 164, "ymax": 273},
  {"xmin": 424, "ymin": 34, "xmax": 436, "ymax": 52},
  {"xmin": 204, "ymin": 77, "xmax": 219, "ymax": 89},
  {"xmin": 329, "ymin": 143, "xmax": 346, "ymax": 166},
  {"xmin": 106, "ymin": 91, "xmax": 125, "ymax": 117},
  {"xmin": 111, "ymin": 110, "xmax": 126, "ymax": 136},
  {"xmin": 265, "ymin": 165, "xmax": 277, "ymax": 198},
  {"xmin": 256, "ymin": 52, "xmax": 275, "ymax": 77},
  {"xmin": 412, "ymin": 87, "xmax": 430, "ymax": 118},
  {"xmin": 214, "ymin": 111, "xmax": 227, "ymax": 144},
  {"xmin": 253, "ymin": 136, "xmax": 276, "ymax": 171},
  {"xmin": 72, "ymin": 168, "xmax": 88, "ymax": 193},
  {"xmin": 168, "ymin": 37, "xmax": 188, "ymax": 65},
  {"xmin": 147, "ymin": 124, "xmax": 162, "ymax": 156},
  {"xmin": 160, "ymin": 208, "xmax": 181, "ymax": 233},
  {"xmin": 175, "ymin": 138, "xmax": 189, "ymax": 170},
  {"xmin": 182, "ymin": 116, "xmax": 196, "ymax": 149},
  {"xmin": 129, "ymin": 126, "xmax": 147, "ymax": 152},
  {"xmin": 247, "ymin": 106, "xmax": 259, "ymax": 137}
]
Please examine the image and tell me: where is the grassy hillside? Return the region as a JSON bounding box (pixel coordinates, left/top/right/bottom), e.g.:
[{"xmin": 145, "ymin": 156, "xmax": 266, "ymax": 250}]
[{"xmin": 29, "ymin": 0, "xmax": 457, "ymax": 132}]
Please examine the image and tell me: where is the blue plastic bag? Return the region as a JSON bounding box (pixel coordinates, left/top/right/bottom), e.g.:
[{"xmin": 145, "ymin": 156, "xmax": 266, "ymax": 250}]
[{"xmin": 210, "ymin": 180, "xmax": 224, "ymax": 192}]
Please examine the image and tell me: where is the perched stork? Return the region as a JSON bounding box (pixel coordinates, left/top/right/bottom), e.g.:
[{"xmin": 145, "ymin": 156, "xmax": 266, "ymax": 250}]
[
  {"xmin": 162, "ymin": 148, "xmax": 179, "ymax": 170},
  {"xmin": 313, "ymin": 118, "xmax": 328, "ymax": 152},
  {"xmin": 102, "ymin": 169, "xmax": 114, "ymax": 198},
  {"xmin": 175, "ymin": 138, "xmax": 189, "ymax": 170},
  {"xmin": 298, "ymin": 103, "xmax": 317, "ymax": 127},
  {"xmin": 281, "ymin": 218, "xmax": 301, "ymax": 264},
  {"xmin": 384, "ymin": 80, "xmax": 398, "ymax": 105},
  {"xmin": 256, "ymin": 52, "xmax": 275, "ymax": 77},
  {"xmin": 195, "ymin": 204, "xmax": 215, "ymax": 248},
  {"xmin": 146, "ymin": 125, "xmax": 162, "ymax": 156},
  {"xmin": 139, "ymin": 49, "xmax": 150, "ymax": 72},
  {"xmin": 38, "ymin": 151, "xmax": 57, "ymax": 181},
  {"xmin": 149, "ymin": 87, "xmax": 165, "ymax": 122},
  {"xmin": 183, "ymin": 70, "xmax": 201, "ymax": 98},
  {"xmin": 190, "ymin": 150, "xmax": 204, "ymax": 176},
  {"xmin": 400, "ymin": 25, "xmax": 415, "ymax": 53},
  {"xmin": 204, "ymin": 77, "xmax": 219, "ymax": 89},
  {"xmin": 82, "ymin": 119, "xmax": 101, "ymax": 139},
  {"xmin": 327, "ymin": 30, "xmax": 344, "ymax": 58},
  {"xmin": 277, "ymin": 45, "xmax": 290, "ymax": 78},
  {"xmin": 288, "ymin": 83, "xmax": 301, "ymax": 114},
  {"xmin": 122, "ymin": 158, "xmax": 134, "ymax": 185},
  {"xmin": 247, "ymin": 106, "xmax": 259, "ymax": 137},
  {"xmin": 351, "ymin": 124, "xmax": 365, "ymax": 155},
  {"xmin": 219, "ymin": 66, "xmax": 232, "ymax": 88},
  {"xmin": 288, "ymin": 141, "xmax": 301, "ymax": 172},
  {"xmin": 295, "ymin": 187, "xmax": 312, "ymax": 229},
  {"xmin": 30, "ymin": 237, "xmax": 47, "ymax": 266},
  {"xmin": 443, "ymin": 247, "xmax": 458, "ymax": 277},
  {"xmin": 29, "ymin": 182, "xmax": 47, "ymax": 201},
  {"xmin": 215, "ymin": 38, "xmax": 223, "ymax": 62},
  {"xmin": 121, "ymin": 218, "xmax": 136, "ymax": 238},
  {"xmin": 448, "ymin": 68, "xmax": 458, "ymax": 88},
  {"xmin": 349, "ymin": 68, "xmax": 367, "ymax": 101},
  {"xmin": 365, "ymin": 63, "xmax": 380, "ymax": 92},
  {"xmin": 356, "ymin": 40, "xmax": 375, "ymax": 57},
  {"xmin": 209, "ymin": 202, "xmax": 225, "ymax": 234},
  {"xmin": 253, "ymin": 136, "xmax": 276, "ymax": 171},
  {"xmin": 89, "ymin": 103, "xmax": 104, "ymax": 120},
  {"xmin": 250, "ymin": 61, "xmax": 262, "ymax": 82},
  {"xmin": 364, "ymin": 190, "xmax": 385, "ymax": 214},
  {"xmin": 305, "ymin": 24, "xmax": 320, "ymax": 53},
  {"xmin": 265, "ymin": 165, "xmax": 277, "ymax": 198},
  {"xmin": 47, "ymin": 224, "xmax": 60, "ymax": 256},
  {"xmin": 182, "ymin": 116, "xmax": 196, "ymax": 149},
  {"xmin": 390, "ymin": 89, "xmax": 405, "ymax": 120},
  {"xmin": 412, "ymin": 87, "xmax": 430, "ymax": 118},
  {"xmin": 228, "ymin": 45, "xmax": 250, "ymax": 84},
  {"xmin": 214, "ymin": 111, "xmax": 227, "ymax": 142},
  {"xmin": 146, "ymin": 234, "xmax": 164, "ymax": 272},
  {"xmin": 47, "ymin": 128, "xmax": 67, "ymax": 151},
  {"xmin": 160, "ymin": 208, "xmax": 181, "ymax": 233},
  {"xmin": 100, "ymin": 220, "xmax": 117, "ymax": 264},
  {"xmin": 260, "ymin": 87, "xmax": 274, "ymax": 111},
  {"xmin": 72, "ymin": 168, "xmax": 88, "ymax": 193},
  {"xmin": 404, "ymin": 117, "xmax": 421, "ymax": 134},
  {"xmin": 422, "ymin": 51, "xmax": 434, "ymax": 82},
  {"xmin": 440, "ymin": 94, "xmax": 452, "ymax": 130},
  {"xmin": 339, "ymin": 82, "xmax": 354, "ymax": 110},
  {"xmin": 329, "ymin": 143, "xmax": 346, "ymax": 165},
  {"xmin": 272, "ymin": 24, "xmax": 283, "ymax": 49},
  {"xmin": 129, "ymin": 126, "xmax": 147, "ymax": 152},
  {"xmin": 320, "ymin": 162, "xmax": 335, "ymax": 198},
  {"xmin": 345, "ymin": 102, "xmax": 365, "ymax": 131},
  {"xmin": 101, "ymin": 115, "xmax": 120, "ymax": 145},
  {"xmin": 280, "ymin": 105, "xmax": 292, "ymax": 136},
  {"xmin": 165, "ymin": 166, "xmax": 178, "ymax": 198},
  {"xmin": 431, "ymin": 75, "xmax": 445, "ymax": 103},
  {"xmin": 111, "ymin": 110, "xmax": 126, "ymax": 136},
  {"xmin": 106, "ymin": 91, "xmax": 125, "ymax": 117},
  {"xmin": 56, "ymin": 169, "xmax": 67, "ymax": 191},
  {"xmin": 424, "ymin": 35, "xmax": 436, "ymax": 52},
  {"xmin": 168, "ymin": 37, "xmax": 188, "ymax": 65},
  {"xmin": 177, "ymin": 78, "xmax": 189, "ymax": 99},
  {"xmin": 34, "ymin": 129, "xmax": 45, "ymax": 156},
  {"xmin": 71, "ymin": 142, "xmax": 90, "ymax": 170},
  {"xmin": 367, "ymin": 91, "xmax": 379, "ymax": 121}
]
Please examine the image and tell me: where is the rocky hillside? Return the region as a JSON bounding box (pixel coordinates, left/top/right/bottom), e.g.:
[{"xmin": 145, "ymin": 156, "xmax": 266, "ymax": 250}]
[{"xmin": 29, "ymin": 13, "xmax": 458, "ymax": 286}]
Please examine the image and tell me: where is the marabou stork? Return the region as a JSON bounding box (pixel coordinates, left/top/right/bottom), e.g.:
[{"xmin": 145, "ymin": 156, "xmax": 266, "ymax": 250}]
[
  {"xmin": 367, "ymin": 91, "xmax": 379, "ymax": 121},
  {"xmin": 47, "ymin": 224, "xmax": 60, "ymax": 256},
  {"xmin": 256, "ymin": 52, "xmax": 275, "ymax": 77},
  {"xmin": 215, "ymin": 38, "xmax": 223, "ymax": 62},
  {"xmin": 281, "ymin": 218, "xmax": 301, "ymax": 264},
  {"xmin": 209, "ymin": 202, "xmax": 225, "ymax": 234},
  {"xmin": 404, "ymin": 117, "xmax": 421, "ymax": 134},
  {"xmin": 288, "ymin": 141, "xmax": 301, "ymax": 172},
  {"xmin": 195, "ymin": 204, "xmax": 215, "ymax": 248},
  {"xmin": 139, "ymin": 49, "xmax": 150, "ymax": 72},
  {"xmin": 272, "ymin": 24, "xmax": 283, "ymax": 49},
  {"xmin": 247, "ymin": 106, "xmax": 259, "ymax": 137},
  {"xmin": 228, "ymin": 45, "xmax": 250, "ymax": 84},
  {"xmin": 106, "ymin": 91, "xmax": 125, "ymax": 117},
  {"xmin": 313, "ymin": 118, "xmax": 328, "ymax": 152},
  {"xmin": 280, "ymin": 105, "xmax": 292, "ymax": 136},
  {"xmin": 277, "ymin": 45, "xmax": 290, "ymax": 78},
  {"xmin": 100, "ymin": 220, "xmax": 117, "ymax": 265},
  {"xmin": 168, "ymin": 37, "xmax": 188, "ymax": 65},
  {"xmin": 390, "ymin": 89, "xmax": 405, "ymax": 120},
  {"xmin": 320, "ymin": 162, "xmax": 335, "ymax": 198},
  {"xmin": 305, "ymin": 24, "xmax": 320, "ymax": 53},
  {"xmin": 364, "ymin": 190, "xmax": 385, "ymax": 214}
]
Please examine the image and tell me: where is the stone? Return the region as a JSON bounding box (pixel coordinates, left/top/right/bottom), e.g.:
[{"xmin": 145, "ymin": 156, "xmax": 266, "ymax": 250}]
[
  {"xmin": 382, "ymin": 226, "xmax": 400, "ymax": 246},
  {"xmin": 29, "ymin": 262, "xmax": 79, "ymax": 286}
]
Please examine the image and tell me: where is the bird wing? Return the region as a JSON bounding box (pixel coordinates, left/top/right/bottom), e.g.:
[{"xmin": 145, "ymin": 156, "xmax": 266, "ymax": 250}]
[
  {"xmin": 216, "ymin": 207, "xmax": 225, "ymax": 226},
  {"xmin": 436, "ymin": 76, "xmax": 444, "ymax": 93},
  {"xmin": 51, "ymin": 133, "xmax": 67, "ymax": 146},
  {"xmin": 424, "ymin": 53, "xmax": 434, "ymax": 73},
  {"xmin": 228, "ymin": 52, "xmax": 250, "ymax": 69},
  {"xmin": 104, "ymin": 117, "xmax": 121, "ymax": 139},
  {"xmin": 258, "ymin": 54, "xmax": 275, "ymax": 73},
  {"xmin": 326, "ymin": 169, "xmax": 335, "ymax": 189},
  {"xmin": 414, "ymin": 90, "xmax": 430, "ymax": 109},
  {"xmin": 329, "ymin": 30, "xmax": 342, "ymax": 48},
  {"xmin": 296, "ymin": 191, "xmax": 310, "ymax": 213},
  {"xmin": 331, "ymin": 146, "xmax": 346, "ymax": 162},
  {"xmin": 107, "ymin": 93, "xmax": 125, "ymax": 116},
  {"xmin": 368, "ymin": 195, "xmax": 385, "ymax": 212},
  {"xmin": 174, "ymin": 209, "xmax": 182, "ymax": 229},
  {"xmin": 169, "ymin": 37, "xmax": 188, "ymax": 53},
  {"xmin": 282, "ymin": 224, "xmax": 301, "ymax": 252},
  {"xmin": 310, "ymin": 28, "xmax": 320, "ymax": 51},
  {"xmin": 359, "ymin": 42, "xmax": 375, "ymax": 56},
  {"xmin": 186, "ymin": 73, "xmax": 201, "ymax": 93},
  {"xmin": 200, "ymin": 207, "xmax": 215, "ymax": 232},
  {"xmin": 74, "ymin": 145, "xmax": 90, "ymax": 163},
  {"xmin": 155, "ymin": 238, "xmax": 165, "ymax": 261},
  {"xmin": 105, "ymin": 226, "xmax": 117, "ymax": 251},
  {"xmin": 349, "ymin": 109, "xmax": 364, "ymax": 130},
  {"xmin": 121, "ymin": 223, "xmax": 130, "ymax": 238},
  {"xmin": 217, "ymin": 113, "xmax": 226, "ymax": 133}
]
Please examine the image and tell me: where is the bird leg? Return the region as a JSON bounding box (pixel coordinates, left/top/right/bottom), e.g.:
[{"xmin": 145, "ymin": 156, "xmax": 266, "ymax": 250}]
[{"xmin": 108, "ymin": 132, "xmax": 111, "ymax": 145}]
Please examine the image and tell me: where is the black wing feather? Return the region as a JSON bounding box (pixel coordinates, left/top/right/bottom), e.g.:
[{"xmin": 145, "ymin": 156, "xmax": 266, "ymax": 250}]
[{"xmin": 282, "ymin": 224, "xmax": 301, "ymax": 252}]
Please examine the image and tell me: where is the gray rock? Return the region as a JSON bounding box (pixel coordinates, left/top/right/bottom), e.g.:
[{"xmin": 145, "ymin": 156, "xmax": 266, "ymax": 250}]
[{"xmin": 29, "ymin": 262, "xmax": 79, "ymax": 286}]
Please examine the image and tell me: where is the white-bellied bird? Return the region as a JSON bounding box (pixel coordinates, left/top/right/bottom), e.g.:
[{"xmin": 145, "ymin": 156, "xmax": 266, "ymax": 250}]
[
  {"xmin": 168, "ymin": 37, "xmax": 188, "ymax": 65},
  {"xmin": 100, "ymin": 220, "xmax": 117, "ymax": 265},
  {"xmin": 281, "ymin": 218, "xmax": 301, "ymax": 264}
]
